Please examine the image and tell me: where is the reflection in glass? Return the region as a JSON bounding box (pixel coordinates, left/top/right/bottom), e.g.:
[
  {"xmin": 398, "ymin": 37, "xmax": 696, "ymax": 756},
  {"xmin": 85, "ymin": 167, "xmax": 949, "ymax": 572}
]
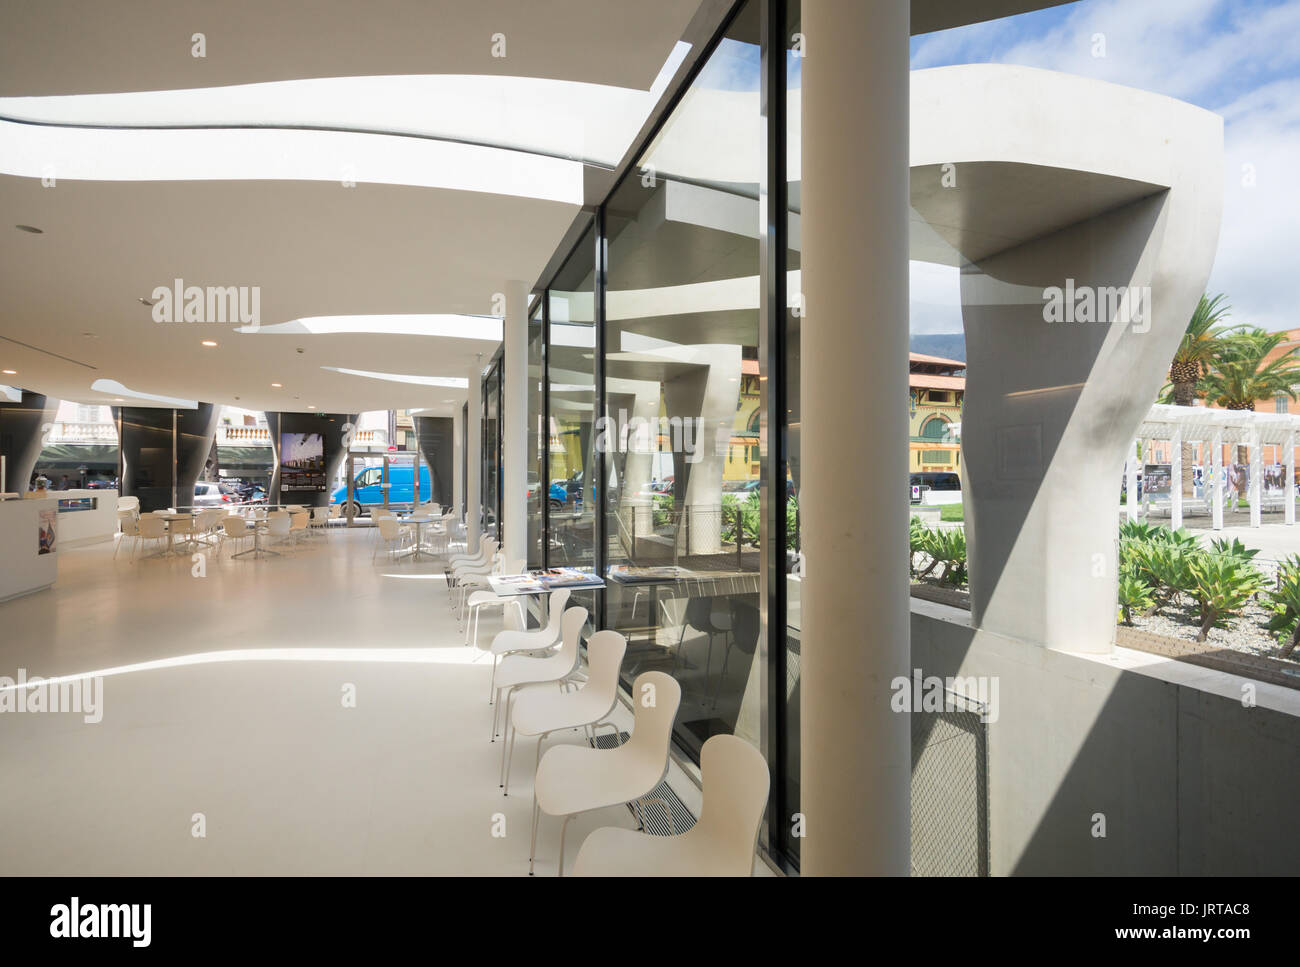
[
  {"xmin": 527, "ymin": 301, "xmax": 546, "ymax": 569},
  {"xmin": 603, "ymin": 1, "xmax": 762, "ymax": 763}
]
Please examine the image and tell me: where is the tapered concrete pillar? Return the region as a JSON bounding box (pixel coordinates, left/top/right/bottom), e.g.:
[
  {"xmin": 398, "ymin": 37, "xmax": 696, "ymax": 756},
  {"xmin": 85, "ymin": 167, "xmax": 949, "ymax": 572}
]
[
  {"xmin": 800, "ymin": 0, "xmax": 911, "ymax": 876},
  {"xmin": 502, "ymin": 280, "xmax": 529, "ymax": 564},
  {"xmin": 1125, "ymin": 442, "xmax": 1139, "ymax": 522},
  {"xmin": 467, "ymin": 361, "xmax": 483, "ymax": 547}
]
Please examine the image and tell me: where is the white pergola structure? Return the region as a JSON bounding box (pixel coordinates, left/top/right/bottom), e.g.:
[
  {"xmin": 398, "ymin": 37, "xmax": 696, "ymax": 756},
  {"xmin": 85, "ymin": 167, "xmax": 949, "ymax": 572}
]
[{"xmin": 1129, "ymin": 403, "xmax": 1299, "ymax": 530}]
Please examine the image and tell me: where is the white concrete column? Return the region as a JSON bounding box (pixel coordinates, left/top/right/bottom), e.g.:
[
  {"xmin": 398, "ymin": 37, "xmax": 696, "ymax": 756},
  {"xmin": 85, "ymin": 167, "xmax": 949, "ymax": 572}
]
[
  {"xmin": 1212, "ymin": 431, "xmax": 1224, "ymax": 530},
  {"xmin": 801, "ymin": 0, "xmax": 910, "ymax": 876},
  {"xmin": 502, "ymin": 280, "xmax": 529, "ymax": 565},
  {"xmin": 1170, "ymin": 428, "xmax": 1183, "ymax": 530},
  {"xmin": 1126, "ymin": 441, "xmax": 1139, "ymax": 522},
  {"xmin": 1286, "ymin": 431, "xmax": 1295, "ymax": 526},
  {"xmin": 1250, "ymin": 430, "xmax": 1262, "ymax": 528},
  {"xmin": 466, "ymin": 361, "xmax": 483, "ymax": 547}
]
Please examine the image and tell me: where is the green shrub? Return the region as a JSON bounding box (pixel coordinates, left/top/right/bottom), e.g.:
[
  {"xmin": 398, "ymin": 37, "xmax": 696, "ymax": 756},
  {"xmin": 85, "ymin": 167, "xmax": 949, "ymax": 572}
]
[
  {"xmin": 1118, "ymin": 565, "xmax": 1155, "ymax": 626},
  {"xmin": 1264, "ymin": 554, "xmax": 1300, "ymax": 658},
  {"xmin": 1186, "ymin": 551, "xmax": 1266, "ymax": 642}
]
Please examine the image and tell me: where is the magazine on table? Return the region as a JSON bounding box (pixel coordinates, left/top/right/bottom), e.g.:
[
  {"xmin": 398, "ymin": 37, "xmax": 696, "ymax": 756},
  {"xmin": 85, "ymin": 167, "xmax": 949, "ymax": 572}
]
[{"xmin": 608, "ymin": 565, "xmax": 682, "ymax": 584}]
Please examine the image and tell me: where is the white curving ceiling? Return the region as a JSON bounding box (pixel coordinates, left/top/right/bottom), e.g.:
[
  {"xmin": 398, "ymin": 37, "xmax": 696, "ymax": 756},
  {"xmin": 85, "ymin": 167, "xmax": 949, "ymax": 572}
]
[{"xmin": 0, "ymin": 0, "xmax": 703, "ymax": 414}]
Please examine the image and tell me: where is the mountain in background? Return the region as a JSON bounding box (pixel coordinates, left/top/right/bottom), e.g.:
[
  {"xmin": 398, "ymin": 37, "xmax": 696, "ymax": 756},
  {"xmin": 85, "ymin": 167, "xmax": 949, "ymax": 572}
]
[{"xmin": 909, "ymin": 332, "xmax": 966, "ymax": 362}]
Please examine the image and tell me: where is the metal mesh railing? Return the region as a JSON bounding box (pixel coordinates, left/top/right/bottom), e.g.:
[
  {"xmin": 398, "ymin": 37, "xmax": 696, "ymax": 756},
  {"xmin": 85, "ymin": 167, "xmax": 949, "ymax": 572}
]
[{"xmin": 910, "ymin": 686, "xmax": 990, "ymax": 876}]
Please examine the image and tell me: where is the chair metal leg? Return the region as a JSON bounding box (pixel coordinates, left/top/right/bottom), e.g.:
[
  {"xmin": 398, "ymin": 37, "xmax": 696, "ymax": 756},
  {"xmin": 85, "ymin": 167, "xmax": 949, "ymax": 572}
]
[
  {"xmin": 558, "ymin": 814, "xmax": 572, "ymax": 877},
  {"xmin": 528, "ymin": 796, "xmax": 540, "ymax": 875},
  {"xmin": 502, "ymin": 724, "xmax": 517, "ymax": 795}
]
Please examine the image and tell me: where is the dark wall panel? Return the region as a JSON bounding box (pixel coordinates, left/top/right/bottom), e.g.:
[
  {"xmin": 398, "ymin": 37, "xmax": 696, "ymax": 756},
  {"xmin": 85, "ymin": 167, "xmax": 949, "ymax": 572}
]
[{"xmin": 414, "ymin": 416, "xmax": 454, "ymax": 506}]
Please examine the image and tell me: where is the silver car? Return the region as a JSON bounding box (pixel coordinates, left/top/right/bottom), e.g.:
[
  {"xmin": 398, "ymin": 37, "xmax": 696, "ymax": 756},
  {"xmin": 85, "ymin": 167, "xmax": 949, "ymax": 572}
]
[{"xmin": 192, "ymin": 482, "xmax": 230, "ymax": 508}]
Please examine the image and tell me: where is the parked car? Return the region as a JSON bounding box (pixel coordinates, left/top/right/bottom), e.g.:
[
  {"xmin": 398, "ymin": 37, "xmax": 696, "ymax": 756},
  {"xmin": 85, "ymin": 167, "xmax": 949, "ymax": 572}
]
[
  {"xmin": 193, "ymin": 481, "xmax": 232, "ymax": 507},
  {"xmin": 526, "ymin": 473, "xmax": 572, "ymax": 511},
  {"xmin": 331, "ymin": 464, "xmax": 433, "ymax": 516}
]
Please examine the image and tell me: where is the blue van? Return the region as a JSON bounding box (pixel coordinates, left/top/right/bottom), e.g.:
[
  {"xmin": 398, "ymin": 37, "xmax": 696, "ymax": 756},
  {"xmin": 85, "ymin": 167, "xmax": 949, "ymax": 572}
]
[{"xmin": 331, "ymin": 464, "xmax": 433, "ymax": 515}]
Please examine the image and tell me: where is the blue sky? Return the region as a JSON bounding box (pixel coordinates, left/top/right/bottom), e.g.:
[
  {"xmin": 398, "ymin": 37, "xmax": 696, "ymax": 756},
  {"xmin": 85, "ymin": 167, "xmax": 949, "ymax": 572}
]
[{"xmin": 908, "ymin": 0, "xmax": 1300, "ymax": 335}]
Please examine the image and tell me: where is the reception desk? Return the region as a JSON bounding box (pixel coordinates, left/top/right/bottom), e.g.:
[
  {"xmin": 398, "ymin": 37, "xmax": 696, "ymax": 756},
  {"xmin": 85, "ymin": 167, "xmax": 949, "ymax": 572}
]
[
  {"xmin": 0, "ymin": 496, "xmax": 58, "ymax": 603},
  {"xmin": 53, "ymin": 489, "xmax": 119, "ymax": 547}
]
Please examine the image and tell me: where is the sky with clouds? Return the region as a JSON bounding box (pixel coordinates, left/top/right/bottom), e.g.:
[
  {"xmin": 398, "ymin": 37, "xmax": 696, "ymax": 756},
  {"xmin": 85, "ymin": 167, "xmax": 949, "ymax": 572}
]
[{"xmin": 908, "ymin": 0, "xmax": 1300, "ymax": 335}]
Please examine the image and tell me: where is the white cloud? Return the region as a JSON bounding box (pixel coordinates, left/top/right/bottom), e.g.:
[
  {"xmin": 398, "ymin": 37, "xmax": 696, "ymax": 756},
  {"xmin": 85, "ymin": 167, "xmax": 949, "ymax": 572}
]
[{"xmin": 908, "ymin": 0, "xmax": 1300, "ymax": 335}]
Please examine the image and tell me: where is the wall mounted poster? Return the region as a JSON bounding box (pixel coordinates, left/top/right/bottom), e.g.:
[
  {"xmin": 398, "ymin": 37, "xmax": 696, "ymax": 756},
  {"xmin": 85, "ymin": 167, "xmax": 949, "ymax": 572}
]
[
  {"xmin": 280, "ymin": 432, "xmax": 327, "ymax": 493},
  {"xmin": 38, "ymin": 508, "xmax": 56, "ymax": 554}
]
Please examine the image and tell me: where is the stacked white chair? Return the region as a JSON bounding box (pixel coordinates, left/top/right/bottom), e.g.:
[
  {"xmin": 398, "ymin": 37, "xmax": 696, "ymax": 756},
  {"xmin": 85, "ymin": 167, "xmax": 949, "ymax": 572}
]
[
  {"xmin": 529, "ymin": 671, "xmax": 681, "ymax": 876},
  {"xmin": 502, "ymin": 626, "xmax": 626, "ymax": 796},
  {"xmin": 454, "ymin": 551, "xmax": 507, "ymax": 621},
  {"xmin": 572, "ymin": 733, "xmax": 770, "ymax": 877}
]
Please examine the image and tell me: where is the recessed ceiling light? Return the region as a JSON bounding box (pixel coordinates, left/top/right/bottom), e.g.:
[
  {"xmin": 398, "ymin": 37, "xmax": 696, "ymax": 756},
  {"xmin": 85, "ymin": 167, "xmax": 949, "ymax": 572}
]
[
  {"xmin": 138, "ymin": 297, "xmax": 156, "ymax": 307},
  {"xmin": 201, "ymin": 340, "xmax": 218, "ymax": 347},
  {"xmin": 114, "ymin": 397, "xmax": 124, "ymax": 402},
  {"xmin": 271, "ymin": 382, "xmax": 282, "ymax": 388},
  {"xmin": 308, "ymin": 405, "xmax": 317, "ymax": 409},
  {"xmin": 15, "ymin": 224, "xmax": 42, "ymax": 234},
  {"xmin": 2, "ymin": 369, "xmax": 16, "ymax": 375}
]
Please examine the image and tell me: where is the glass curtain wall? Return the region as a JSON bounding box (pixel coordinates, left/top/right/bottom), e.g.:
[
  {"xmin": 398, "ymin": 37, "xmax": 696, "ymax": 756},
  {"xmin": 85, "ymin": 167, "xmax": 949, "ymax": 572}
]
[
  {"xmin": 604, "ymin": 3, "xmax": 763, "ymax": 764},
  {"xmin": 546, "ymin": 221, "xmax": 599, "ymax": 583},
  {"xmin": 521, "ymin": 0, "xmax": 801, "ymax": 870},
  {"xmin": 482, "ymin": 358, "xmax": 502, "ymax": 542},
  {"xmin": 527, "ymin": 300, "xmax": 546, "ymax": 569}
]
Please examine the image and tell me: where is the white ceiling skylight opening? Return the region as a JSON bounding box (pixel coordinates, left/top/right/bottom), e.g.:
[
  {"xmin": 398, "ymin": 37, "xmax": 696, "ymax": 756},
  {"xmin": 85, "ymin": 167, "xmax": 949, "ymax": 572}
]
[
  {"xmin": 0, "ymin": 41, "xmax": 692, "ymax": 171},
  {"xmin": 90, "ymin": 378, "xmax": 197, "ymax": 408},
  {"xmin": 241, "ymin": 314, "xmax": 504, "ymax": 340},
  {"xmin": 320, "ymin": 368, "xmax": 469, "ymax": 389}
]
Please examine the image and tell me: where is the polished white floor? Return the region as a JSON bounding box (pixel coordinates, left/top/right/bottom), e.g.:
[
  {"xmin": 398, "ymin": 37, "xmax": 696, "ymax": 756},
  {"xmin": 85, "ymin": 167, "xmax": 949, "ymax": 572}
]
[{"xmin": 0, "ymin": 527, "xmax": 644, "ymax": 875}]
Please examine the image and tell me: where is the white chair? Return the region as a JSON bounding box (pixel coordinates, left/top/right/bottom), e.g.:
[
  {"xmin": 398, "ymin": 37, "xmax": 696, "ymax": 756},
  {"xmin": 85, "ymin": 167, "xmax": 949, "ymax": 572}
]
[
  {"xmin": 530, "ymin": 670, "xmax": 682, "ymax": 876},
  {"xmin": 220, "ymin": 516, "xmax": 253, "ymax": 557},
  {"xmin": 266, "ymin": 511, "xmax": 293, "ymax": 549},
  {"xmin": 493, "ymin": 605, "xmax": 587, "ymax": 761},
  {"xmin": 193, "ymin": 509, "xmax": 224, "ymax": 549},
  {"xmin": 488, "ymin": 589, "xmax": 570, "ymax": 711},
  {"xmin": 116, "ymin": 495, "xmax": 140, "ymax": 519},
  {"xmin": 308, "ymin": 506, "xmax": 331, "ymax": 538},
  {"xmin": 573, "ymin": 733, "xmax": 769, "ymax": 877},
  {"xmin": 115, "ymin": 515, "xmax": 140, "ymax": 560},
  {"xmin": 463, "ymin": 558, "xmax": 527, "ymax": 646},
  {"xmin": 168, "ymin": 515, "xmax": 196, "ymax": 552},
  {"xmin": 502, "ymin": 627, "xmax": 627, "ymax": 797},
  {"xmin": 136, "ymin": 515, "xmax": 168, "ymax": 558},
  {"xmin": 288, "ymin": 510, "xmax": 311, "ymax": 546},
  {"xmin": 373, "ymin": 515, "xmax": 411, "ymax": 561}
]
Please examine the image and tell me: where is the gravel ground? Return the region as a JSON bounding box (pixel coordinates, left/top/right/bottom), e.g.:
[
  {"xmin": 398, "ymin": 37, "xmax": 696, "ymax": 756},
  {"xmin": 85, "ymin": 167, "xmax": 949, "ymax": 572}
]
[{"xmin": 1128, "ymin": 596, "xmax": 1296, "ymax": 661}]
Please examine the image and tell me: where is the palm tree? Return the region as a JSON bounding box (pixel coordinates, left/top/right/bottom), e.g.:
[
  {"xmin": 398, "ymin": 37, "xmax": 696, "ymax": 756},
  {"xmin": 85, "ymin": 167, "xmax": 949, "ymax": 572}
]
[
  {"xmin": 1167, "ymin": 293, "xmax": 1233, "ymax": 496},
  {"xmin": 1202, "ymin": 328, "xmax": 1300, "ymax": 479}
]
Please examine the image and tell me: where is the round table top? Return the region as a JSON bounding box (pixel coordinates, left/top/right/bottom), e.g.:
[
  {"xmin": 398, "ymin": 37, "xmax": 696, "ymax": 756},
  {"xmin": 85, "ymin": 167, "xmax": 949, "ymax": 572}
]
[{"xmin": 404, "ymin": 515, "xmax": 435, "ymax": 524}]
